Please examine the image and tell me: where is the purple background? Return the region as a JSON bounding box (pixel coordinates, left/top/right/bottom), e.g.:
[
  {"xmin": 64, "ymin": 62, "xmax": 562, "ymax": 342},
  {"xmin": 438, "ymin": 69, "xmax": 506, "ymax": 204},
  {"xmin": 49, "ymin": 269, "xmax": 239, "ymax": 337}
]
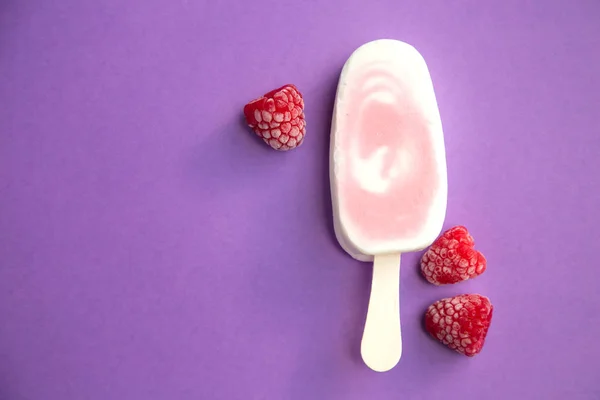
[{"xmin": 1, "ymin": 1, "xmax": 600, "ymax": 399}]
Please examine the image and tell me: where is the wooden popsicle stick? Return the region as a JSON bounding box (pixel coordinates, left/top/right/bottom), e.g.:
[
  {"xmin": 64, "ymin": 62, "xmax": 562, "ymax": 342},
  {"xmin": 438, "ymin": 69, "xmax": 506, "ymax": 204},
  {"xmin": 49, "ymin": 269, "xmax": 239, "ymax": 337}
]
[{"xmin": 360, "ymin": 253, "xmax": 402, "ymax": 372}]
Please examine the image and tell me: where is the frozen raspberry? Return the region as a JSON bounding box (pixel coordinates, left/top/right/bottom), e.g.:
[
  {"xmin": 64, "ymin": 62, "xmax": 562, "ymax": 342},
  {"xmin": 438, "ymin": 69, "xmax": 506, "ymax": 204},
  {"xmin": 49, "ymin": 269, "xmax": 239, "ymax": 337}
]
[
  {"xmin": 243, "ymin": 84, "xmax": 306, "ymax": 151},
  {"xmin": 425, "ymin": 294, "xmax": 493, "ymax": 357},
  {"xmin": 420, "ymin": 226, "xmax": 486, "ymax": 285}
]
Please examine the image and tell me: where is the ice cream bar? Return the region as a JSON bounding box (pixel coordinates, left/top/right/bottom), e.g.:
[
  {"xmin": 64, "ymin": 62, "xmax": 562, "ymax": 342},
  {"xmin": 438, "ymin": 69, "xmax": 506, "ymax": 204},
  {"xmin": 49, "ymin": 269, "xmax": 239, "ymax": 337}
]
[{"xmin": 330, "ymin": 39, "xmax": 447, "ymax": 371}]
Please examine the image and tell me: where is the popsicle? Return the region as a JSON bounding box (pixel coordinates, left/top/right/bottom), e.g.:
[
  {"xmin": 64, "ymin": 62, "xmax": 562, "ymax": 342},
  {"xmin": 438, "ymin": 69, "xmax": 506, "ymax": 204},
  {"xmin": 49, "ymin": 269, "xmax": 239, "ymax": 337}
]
[{"xmin": 330, "ymin": 39, "xmax": 447, "ymax": 372}]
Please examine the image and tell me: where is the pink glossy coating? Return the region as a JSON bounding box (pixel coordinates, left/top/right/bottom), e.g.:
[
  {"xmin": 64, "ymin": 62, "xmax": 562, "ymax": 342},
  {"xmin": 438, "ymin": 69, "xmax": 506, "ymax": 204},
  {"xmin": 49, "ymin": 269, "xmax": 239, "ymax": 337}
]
[{"xmin": 336, "ymin": 61, "xmax": 441, "ymax": 250}]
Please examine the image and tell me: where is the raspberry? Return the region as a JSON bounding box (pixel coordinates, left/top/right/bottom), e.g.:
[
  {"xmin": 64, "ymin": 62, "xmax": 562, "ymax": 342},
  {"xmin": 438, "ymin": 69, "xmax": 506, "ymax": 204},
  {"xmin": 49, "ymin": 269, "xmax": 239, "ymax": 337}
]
[
  {"xmin": 243, "ymin": 84, "xmax": 306, "ymax": 151},
  {"xmin": 420, "ymin": 226, "xmax": 486, "ymax": 285},
  {"xmin": 425, "ymin": 294, "xmax": 493, "ymax": 356}
]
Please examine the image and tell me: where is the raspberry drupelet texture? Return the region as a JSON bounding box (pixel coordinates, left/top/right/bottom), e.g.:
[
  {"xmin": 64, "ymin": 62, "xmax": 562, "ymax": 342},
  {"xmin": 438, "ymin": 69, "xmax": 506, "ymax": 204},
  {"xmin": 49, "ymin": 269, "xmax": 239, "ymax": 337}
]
[
  {"xmin": 243, "ymin": 84, "xmax": 306, "ymax": 151},
  {"xmin": 425, "ymin": 294, "xmax": 493, "ymax": 356},
  {"xmin": 420, "ymin": 226, "xmax": 486, "ymax": 285}
]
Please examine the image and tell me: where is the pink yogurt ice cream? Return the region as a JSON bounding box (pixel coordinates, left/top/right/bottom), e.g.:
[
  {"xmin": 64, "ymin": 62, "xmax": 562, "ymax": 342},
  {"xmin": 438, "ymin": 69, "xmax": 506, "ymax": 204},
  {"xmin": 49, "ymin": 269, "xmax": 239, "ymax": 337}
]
[{"xmin": 331, "ymin": 40, "xmax": 447, "ymax": 259}]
